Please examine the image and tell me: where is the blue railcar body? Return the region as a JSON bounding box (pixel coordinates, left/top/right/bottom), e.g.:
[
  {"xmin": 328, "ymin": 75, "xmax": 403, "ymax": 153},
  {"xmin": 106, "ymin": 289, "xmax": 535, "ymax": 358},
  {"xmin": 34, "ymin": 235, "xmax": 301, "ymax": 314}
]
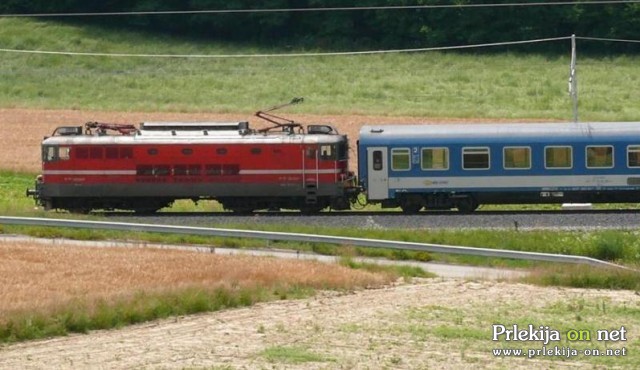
[{"xmin": 358, "ymin": 122, "xmax": 640, "ymax": 212}]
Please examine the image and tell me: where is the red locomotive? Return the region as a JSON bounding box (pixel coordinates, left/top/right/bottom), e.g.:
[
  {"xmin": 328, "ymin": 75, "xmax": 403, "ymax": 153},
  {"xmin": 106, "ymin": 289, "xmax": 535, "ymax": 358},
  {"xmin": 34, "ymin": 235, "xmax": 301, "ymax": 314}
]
[{"xmin": 27, "ymin": 99, "xmax": 358, "ymax": 213}]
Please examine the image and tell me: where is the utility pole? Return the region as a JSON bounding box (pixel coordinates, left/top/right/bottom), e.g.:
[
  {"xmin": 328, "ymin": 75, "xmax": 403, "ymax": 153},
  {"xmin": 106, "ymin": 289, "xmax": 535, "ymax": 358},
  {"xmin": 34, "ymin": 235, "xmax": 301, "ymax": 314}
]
[{"xmin": 569, "ymin": 34, "xmax": 578, "ymax": 123}]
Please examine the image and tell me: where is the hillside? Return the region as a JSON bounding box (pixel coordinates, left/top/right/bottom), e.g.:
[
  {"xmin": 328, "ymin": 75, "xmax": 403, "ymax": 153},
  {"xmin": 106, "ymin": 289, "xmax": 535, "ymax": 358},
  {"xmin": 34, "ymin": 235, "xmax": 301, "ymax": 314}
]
[{"xmin": 0, "ymin": 18, "xmax": 639, "ymax": 121}]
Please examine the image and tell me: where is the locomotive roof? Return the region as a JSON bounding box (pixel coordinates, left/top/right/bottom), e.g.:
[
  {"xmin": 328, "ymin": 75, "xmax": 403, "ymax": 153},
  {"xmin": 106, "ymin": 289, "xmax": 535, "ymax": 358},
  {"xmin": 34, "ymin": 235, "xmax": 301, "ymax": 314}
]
[
  {"xmin": 42, "ymin": 128, "xmax": 346, "ymax": 145},
  {"xmin": 360, "ymin": 122, "xmax": 640, "ymax": 145}
]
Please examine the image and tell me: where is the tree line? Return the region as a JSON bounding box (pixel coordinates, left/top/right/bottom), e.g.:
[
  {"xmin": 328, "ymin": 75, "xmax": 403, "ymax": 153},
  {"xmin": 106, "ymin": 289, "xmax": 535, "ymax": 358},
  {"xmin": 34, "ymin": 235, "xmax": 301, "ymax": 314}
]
[{"xmin": 2, "ymin": 1, "xmax": 639, "ymax": 53}]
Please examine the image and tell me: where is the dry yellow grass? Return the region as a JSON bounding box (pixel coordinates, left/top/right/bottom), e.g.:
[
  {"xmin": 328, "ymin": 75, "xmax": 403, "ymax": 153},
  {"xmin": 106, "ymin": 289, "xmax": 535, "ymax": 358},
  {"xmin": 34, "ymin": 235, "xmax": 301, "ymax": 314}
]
[
  {"xmin": 0, "ymin": 108, "xmax": 498, "ymax": 173},
  {"xmin": 0, "ymin": 240, "xmax": 393, "ymax": 320}
]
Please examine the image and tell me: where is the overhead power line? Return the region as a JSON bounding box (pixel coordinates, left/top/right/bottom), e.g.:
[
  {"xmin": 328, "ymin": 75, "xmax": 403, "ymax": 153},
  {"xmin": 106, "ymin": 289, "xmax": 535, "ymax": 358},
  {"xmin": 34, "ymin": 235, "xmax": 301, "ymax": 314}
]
[
  {"xmin": 1, "ymin": 1, "xmax": 640, "ymax": 17},
  {"xmin": 0, "ymin": 36, "xmax": 572, "ymax": 58}
]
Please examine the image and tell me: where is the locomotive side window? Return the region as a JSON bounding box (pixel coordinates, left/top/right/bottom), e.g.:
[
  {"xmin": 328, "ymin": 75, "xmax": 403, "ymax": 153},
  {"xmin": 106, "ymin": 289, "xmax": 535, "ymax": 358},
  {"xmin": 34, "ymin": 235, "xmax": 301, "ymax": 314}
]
[
  {"xmin": 462, "ymin": 147, "xmax": 490, "ymax": 170},
  {"xmin": 136, "ymin": 165, "xmax": 153, "ymax": 176},
  {"xmin": 545, "ymin": 146, "xmax": 572, "ymax": 169},
  {"xmin": 188, "ymin": 165, "xmax": 201, "ymax": 176},
  {"xmin": 504, "ymin": 147, "xmax": 531, "ymax": 170},
  {"xmin": 251, "ymin": 148, "xmax": 262, "ymax": 155},
  {"xmin": 59, "ymin": 147, "xmax": 71, "ymax": 161},
  {"xmin": 90, "ymin": 147, "xmax": 102, "ymax": 159},
  {"xmin": 373, "ymin": 150, "xmax": 383, "ymax": 171},
  {"xmin": 174, "ymin": 165, "xmax": 188, "ymax": 176},
  {"xmin": 106, "ymin": 147, "xmax": 119, "ymax": 159},
  {"xmin": 586, "ymin": 146, "xmax": 613, "ymax": 168},
  {"xmin": 391, "ymin": 148, "xmax": 411, "ymax": 171},
  {"xmin": 205, "ymin": 164, "xmax": 222, "ymax": 175},
  {"xmin": 421, "ymin": 148, "xmax": 449, "ymax": 170},
  {"xmin": 120, "ymin": 147, "xmax": 133, "ymax": 159},
  {"xmin": 337, "ymin": 142, "xmax": 347, "ymax": 160},
  {"xmin": 628, "ymin": 146, "xmax": 640, "ymax": 167},
  {"xmin": 181, "ymin": 148, "xmax": 193, "ymax": 156},
  {"xmin": 76, "ymin": 147, "xmax": 89, "ymax": 159},
  {"xmin": 148, "ymin": 148, "xmax": 158, "ymax": 156},
  {"xmin": 216, "ymin": 148, "xmax": 227, "ymax": 155}
]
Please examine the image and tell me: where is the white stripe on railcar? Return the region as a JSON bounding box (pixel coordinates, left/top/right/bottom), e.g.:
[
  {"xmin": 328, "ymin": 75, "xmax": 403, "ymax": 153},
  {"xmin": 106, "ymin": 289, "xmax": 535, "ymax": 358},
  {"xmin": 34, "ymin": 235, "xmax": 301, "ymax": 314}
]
[{"xmin": 389, "ymin": 175, "xmax": 640, "ymax": 190}]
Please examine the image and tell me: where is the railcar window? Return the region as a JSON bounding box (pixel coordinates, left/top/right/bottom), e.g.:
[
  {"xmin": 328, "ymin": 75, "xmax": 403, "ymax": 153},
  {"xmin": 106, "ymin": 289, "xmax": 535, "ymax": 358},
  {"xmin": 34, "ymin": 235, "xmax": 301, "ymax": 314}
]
[
  {"xmin": 545, "ymin": 146, "xmax": 572, "ymax": 169},
  {"xmin": 181, "ymin": 148, "xmax": 193, "ymax": 156},
  {"xmin": 391, "ymin": 148, "xmax": 411, "ymax": 171},
  {"xmin": 586, "ymin": 146, "xmax": 614, "ymax": 168},
  {"xmin": 462, "ymin": 147, "xmax": 490, "ymax": 170},
  {"xmin": 628, "ymin": 146, "xmax": 640, "ymax": 167},
  {"xmin": 148, "ymin": 148, "xmax": 158, "ymax": 156},
  {"xmin": 504, "ymin": 147, "xmax": 531, "ymax": 169},
  {"xmin": 421, "ymin": 148, "xmax": 449, "ymax": 170},
  {"xmin": 373, "ymin": 150, "xmax": 383, "ymax": 171},
  {"xmin": 250, "ymin": 148, "xmax": 262, "ymax": 155},
  {"xmin": 216, "ymin": 148, "xmax": 227, "ymax": 155}
]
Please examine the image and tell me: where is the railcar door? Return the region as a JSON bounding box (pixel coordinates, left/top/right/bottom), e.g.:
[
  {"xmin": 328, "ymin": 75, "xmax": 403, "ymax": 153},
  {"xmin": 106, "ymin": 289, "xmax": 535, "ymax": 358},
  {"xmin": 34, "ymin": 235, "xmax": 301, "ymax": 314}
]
[{"xmin": 366, "ymin": 147, "xmax": 389, "ymax": 200}]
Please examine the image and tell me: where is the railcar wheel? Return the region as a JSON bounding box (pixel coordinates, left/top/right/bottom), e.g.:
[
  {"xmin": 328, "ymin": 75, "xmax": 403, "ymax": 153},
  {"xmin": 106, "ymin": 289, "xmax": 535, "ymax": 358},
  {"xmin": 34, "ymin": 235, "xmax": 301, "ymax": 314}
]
[
  {"xmin": 133, "ymin": 207, "xmax": 161, "ymax": 214},
  {"xmin": 230, "ymin": 207, "xmax": 254, "ymax": 214},
  {"xmin": 400, "ymin": 204, "xmax": 422, "ymax": 214},
  {"xmin": 455, "ymin": 197, "xmax": 478, "ymax": 213}
]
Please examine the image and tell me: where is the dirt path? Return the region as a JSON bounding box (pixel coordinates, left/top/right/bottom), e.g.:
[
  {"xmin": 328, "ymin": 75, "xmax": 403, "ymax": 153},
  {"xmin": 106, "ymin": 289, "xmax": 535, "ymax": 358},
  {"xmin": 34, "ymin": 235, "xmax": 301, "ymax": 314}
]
[{"xmin": 1, "ymin": 279, "xmax": 635, "ymax": 369}]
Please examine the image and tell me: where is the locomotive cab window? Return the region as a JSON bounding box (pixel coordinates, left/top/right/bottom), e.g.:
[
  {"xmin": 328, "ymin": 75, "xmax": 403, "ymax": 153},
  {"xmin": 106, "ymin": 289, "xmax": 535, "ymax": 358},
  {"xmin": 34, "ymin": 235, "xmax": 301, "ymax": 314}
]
[
  {"xmin": 586, "ymin": 146, "xmax": 613, "ymax": 168},
  {"xmin": 545, "ymin": 146, "xmax": 572, "ymax": 169},
  {"xmin": 43, "ymin": 146, "xmax": 71, "ymax": 162},
  {"xmin": 320, "ymin": 145, "xmax": 335, "ymax": 160},
  {"xmin": 504, "ymin": 147, "xmax": 531, "ymax": 170},
  {"xmin": 391, "ymin": 148, "xmax": 411, "ymax": 171},
  {"xmin": 462, "ymin": 147, "xmax": 490, "ymax": 170},
  {"xmin": 628, "ymin": 145, "xmax": 640, "ymax": 167},
  {"xmin": 421, "ymin": 147, "xmax": 449, "ymax": 170}
]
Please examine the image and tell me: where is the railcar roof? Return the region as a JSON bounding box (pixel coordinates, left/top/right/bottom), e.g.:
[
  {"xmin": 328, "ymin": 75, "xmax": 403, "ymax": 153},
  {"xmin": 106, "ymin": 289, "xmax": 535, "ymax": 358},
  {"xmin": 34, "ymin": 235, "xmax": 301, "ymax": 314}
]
[{"xmin": 359, "ymin": 122, "xmax": 640, "ymax": 144}]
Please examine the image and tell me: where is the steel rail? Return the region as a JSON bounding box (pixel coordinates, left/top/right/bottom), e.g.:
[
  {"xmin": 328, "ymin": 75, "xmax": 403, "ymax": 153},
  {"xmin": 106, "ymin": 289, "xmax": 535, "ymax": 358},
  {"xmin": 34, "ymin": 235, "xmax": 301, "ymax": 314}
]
[{"xmin": 0, "ymin": 216, "xmax": 632, "ymax": 271}]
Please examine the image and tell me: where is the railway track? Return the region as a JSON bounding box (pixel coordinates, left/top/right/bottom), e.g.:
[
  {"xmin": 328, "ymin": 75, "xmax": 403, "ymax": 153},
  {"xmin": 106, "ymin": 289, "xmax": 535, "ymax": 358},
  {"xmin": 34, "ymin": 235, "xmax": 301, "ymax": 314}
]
[{"xmin": 102, "ymin": 209, "xmax": 640, "ymax": 230}]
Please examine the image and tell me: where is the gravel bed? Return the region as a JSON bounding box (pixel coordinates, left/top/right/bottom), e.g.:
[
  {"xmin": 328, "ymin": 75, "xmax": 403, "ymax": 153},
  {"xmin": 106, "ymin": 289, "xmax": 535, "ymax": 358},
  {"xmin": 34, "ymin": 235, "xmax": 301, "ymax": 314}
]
[{"xmin": 105, "ymin": 210, "xmax": 640, "ymax": 231}]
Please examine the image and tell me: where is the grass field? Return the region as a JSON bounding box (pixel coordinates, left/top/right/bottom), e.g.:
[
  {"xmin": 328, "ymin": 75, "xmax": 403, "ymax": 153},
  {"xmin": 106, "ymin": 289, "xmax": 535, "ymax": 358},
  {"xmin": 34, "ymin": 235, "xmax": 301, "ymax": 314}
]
[
  {"xmin": 0, "ymin": 240, "xmax": 402, "ymax": 342},
  {"xmin": 1, "ymin": 18, "xmax": 640, "ymax": 121}
]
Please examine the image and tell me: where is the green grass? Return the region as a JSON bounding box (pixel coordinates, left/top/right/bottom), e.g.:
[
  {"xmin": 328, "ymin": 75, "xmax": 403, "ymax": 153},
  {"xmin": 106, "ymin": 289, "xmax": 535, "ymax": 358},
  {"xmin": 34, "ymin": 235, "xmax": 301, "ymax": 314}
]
[
  {"xmin": 0, "ymin": 285, "xmax": 308, "ymax": 343},
  {"xmin": 260, "ymin": 345, "xmax": 335, "ymax": 364},
  {"xmin": 1, "ymin": 18, "xmax": 640, "ymax": 121}
]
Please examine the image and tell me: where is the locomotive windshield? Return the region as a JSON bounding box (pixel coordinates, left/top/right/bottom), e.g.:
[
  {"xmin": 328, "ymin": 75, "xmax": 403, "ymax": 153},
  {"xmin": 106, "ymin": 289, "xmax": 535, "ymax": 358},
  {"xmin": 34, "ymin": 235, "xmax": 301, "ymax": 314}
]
[{"xmin": 43, "ymin": 145, "xmax": 70, "ymax": 162}]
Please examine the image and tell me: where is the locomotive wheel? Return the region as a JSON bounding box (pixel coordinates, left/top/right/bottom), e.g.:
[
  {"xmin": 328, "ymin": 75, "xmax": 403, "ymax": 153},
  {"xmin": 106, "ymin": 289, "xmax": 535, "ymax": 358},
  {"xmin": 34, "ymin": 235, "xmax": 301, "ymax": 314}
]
[
  {"xmin": 68, "ymin": 208, "xmax": 91, "ymax": 215},
  {"xmin": 455, "ymin": 197, "xmax": 478, "ymax": 213},
  {"xmin": 300, "ymin": 206, "xmax": 323, "ymax": 214}
]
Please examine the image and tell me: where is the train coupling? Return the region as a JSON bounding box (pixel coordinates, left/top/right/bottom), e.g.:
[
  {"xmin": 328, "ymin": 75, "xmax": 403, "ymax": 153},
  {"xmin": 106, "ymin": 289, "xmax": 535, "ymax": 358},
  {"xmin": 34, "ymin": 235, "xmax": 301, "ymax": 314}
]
[{"xmin": 26, "ymin": 175, "xmax": 42, "ymax": 201}]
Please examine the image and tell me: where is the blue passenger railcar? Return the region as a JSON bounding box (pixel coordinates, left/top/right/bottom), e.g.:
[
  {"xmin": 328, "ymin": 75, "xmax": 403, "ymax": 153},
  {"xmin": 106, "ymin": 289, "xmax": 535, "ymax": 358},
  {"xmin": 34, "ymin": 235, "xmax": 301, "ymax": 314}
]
[{"xmin": 358, "ymin": 122, "xmax": 640, "ymax": 212}]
